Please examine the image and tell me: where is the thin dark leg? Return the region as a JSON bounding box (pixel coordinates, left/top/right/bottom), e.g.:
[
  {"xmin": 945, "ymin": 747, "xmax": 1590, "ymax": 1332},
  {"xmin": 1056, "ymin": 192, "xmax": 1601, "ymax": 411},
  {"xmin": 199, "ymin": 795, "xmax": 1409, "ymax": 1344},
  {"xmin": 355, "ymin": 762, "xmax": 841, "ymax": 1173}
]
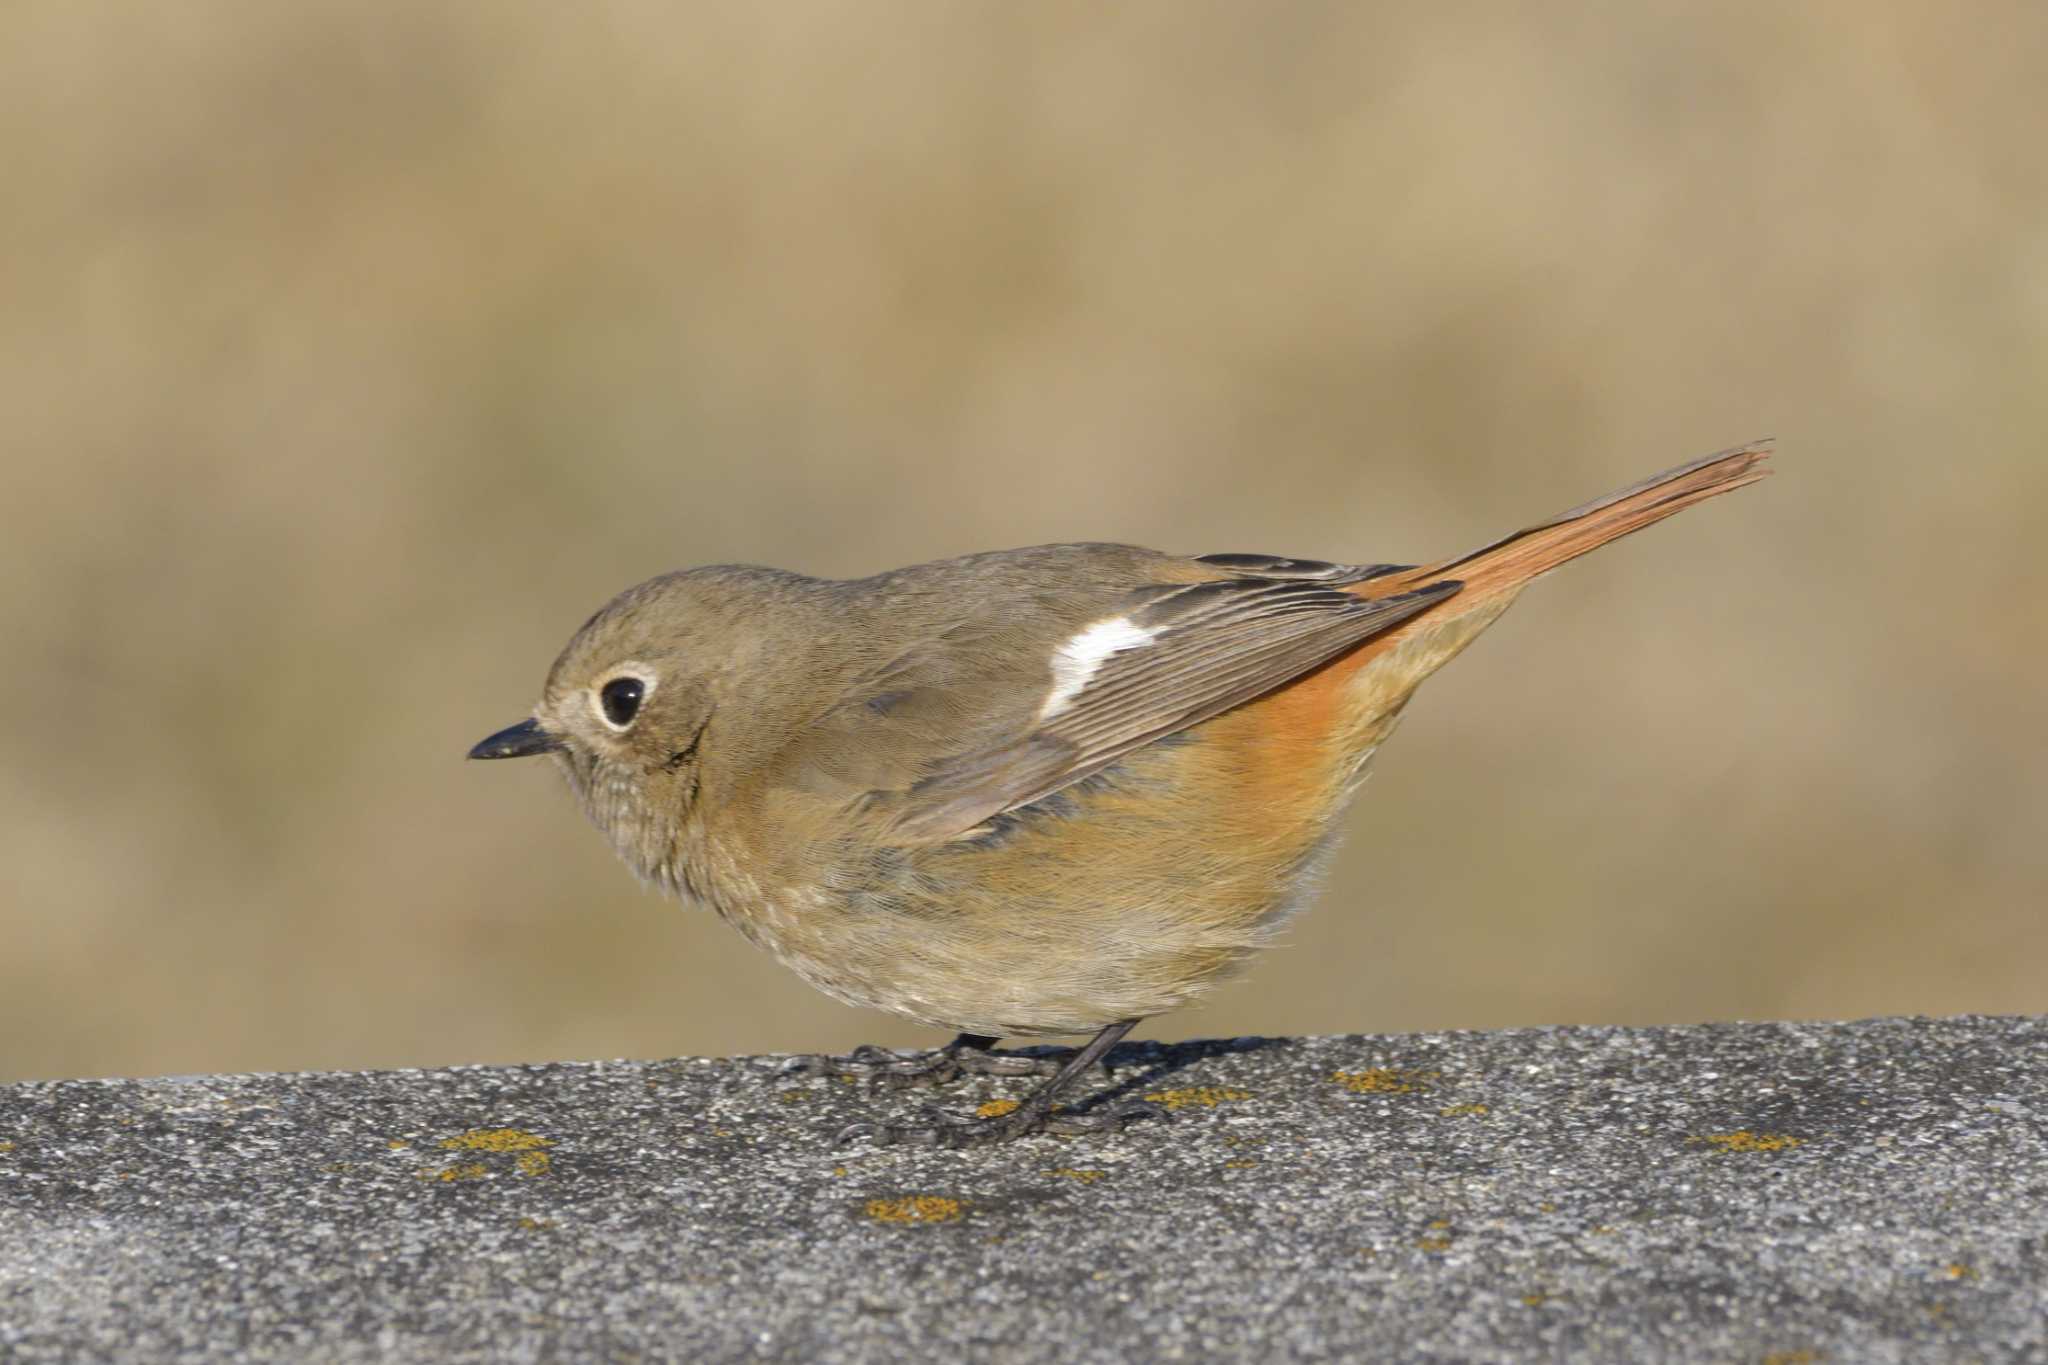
[
  {"xmin": 838, "ymin": 1019, "xmax": 1169, "ymax": 1149},
  {"xmin": 782, "ymin": 1031, "xmax": 1065, "ymax": 1090}
]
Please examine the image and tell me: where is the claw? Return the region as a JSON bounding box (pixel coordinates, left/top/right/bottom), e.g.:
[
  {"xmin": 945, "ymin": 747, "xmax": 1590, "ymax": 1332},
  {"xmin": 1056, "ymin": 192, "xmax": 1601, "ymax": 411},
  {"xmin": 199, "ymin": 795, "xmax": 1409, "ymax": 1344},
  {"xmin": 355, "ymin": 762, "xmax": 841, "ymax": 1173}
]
[{"xmin": 1041, "ymin": 1098, "xmax": 1172, "ymax": 1136}]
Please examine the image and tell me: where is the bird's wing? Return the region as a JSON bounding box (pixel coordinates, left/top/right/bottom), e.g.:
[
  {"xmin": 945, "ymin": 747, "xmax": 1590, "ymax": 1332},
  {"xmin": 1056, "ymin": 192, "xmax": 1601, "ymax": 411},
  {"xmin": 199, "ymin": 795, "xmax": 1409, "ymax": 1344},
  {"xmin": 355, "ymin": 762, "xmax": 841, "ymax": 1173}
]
[{"xmin": 783, "ymin": 560, "xmax": 1460, "ymax": 845}]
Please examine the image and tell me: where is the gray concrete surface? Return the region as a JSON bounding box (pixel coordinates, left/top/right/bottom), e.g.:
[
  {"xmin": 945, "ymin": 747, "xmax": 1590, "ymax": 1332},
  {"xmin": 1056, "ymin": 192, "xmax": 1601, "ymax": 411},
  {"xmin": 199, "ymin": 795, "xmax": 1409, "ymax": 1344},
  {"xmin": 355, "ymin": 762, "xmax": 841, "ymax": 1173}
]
[{"xmin": 1, "ymin": 1015, "xmax": 2042, "ymax": 1363}]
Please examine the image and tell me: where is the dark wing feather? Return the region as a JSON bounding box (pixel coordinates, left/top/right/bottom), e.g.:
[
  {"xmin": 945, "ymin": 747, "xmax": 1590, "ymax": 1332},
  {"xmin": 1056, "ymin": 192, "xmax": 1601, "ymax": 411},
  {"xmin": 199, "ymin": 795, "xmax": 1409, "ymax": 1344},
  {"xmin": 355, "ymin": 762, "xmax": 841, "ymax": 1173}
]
[
  {"xmin": 877, "ymin": 574, "xmax": 1461, "ymax": 842},
  {"xmin": 1192, "ymin": 553, "xmax": 1407, "ymax": 582}
]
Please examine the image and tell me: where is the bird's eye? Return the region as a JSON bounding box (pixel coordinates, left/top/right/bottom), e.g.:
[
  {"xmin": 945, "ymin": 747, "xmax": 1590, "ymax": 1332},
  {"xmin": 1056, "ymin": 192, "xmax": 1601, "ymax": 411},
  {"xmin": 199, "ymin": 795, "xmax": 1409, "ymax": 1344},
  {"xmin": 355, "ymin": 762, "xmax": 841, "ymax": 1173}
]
[{"xmin": 598, "ymin": 676, "xmax": 645, "ymax": 728}]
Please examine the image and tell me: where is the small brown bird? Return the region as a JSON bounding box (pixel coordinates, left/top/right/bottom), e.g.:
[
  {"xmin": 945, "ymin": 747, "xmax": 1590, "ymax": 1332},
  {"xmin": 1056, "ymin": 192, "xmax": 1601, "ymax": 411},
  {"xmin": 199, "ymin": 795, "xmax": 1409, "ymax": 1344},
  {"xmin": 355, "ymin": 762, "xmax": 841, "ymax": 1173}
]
[{"xmin": 471, "ymin": 442, "xmax": 1770, "ymax": 1146}]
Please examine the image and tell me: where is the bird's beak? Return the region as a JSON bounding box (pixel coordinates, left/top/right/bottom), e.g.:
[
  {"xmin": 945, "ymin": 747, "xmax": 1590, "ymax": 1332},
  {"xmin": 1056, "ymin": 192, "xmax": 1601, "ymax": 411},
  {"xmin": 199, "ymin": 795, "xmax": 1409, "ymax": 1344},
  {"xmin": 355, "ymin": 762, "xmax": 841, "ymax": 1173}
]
[{"xmin": 468, "ymin": 718, "xmax": 562, "ymax": 760}]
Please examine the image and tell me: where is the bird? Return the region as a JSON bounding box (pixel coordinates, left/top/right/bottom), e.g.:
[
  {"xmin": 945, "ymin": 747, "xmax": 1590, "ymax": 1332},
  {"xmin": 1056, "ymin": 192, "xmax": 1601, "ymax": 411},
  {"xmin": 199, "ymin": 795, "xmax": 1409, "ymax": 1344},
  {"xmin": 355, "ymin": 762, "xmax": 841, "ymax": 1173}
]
[{"xmin": 470, "ymin": 441, "xmax": 1771, "ymax": 1147}]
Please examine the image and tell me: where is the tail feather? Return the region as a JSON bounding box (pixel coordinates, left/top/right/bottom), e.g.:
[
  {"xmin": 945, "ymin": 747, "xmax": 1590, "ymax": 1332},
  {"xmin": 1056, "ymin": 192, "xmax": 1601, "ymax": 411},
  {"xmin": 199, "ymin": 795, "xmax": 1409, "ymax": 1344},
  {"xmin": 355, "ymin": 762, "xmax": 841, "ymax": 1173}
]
[{"xmin": 1381, "ymin": 439, "xmax": 1772, "ymax": 600}]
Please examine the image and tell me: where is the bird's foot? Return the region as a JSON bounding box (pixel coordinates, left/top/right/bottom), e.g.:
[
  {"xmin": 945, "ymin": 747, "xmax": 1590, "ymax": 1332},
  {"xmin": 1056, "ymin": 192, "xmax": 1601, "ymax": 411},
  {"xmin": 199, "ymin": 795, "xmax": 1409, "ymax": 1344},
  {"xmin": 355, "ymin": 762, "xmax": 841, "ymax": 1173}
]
[
  {"xmin": 837, "ymin": 1097, "xmax": 1170, "ymax": 1150},
  {"xmin": 781, "ymin": 1037, "xmax": 1066, "ymax": 1091}
]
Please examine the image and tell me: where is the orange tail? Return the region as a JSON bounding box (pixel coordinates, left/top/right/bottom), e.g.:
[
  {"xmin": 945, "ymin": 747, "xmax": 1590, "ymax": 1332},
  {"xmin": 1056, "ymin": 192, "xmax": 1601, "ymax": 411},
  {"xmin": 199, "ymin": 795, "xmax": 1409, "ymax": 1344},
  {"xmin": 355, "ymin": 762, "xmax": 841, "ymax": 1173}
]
[
  {"xmin": 1230, "ymin": 440, "xmax": 1772, "ymax": 809},
  {"xmin": 1379, "ymin": 439, "xmax": 1773, "ymax": 602}
]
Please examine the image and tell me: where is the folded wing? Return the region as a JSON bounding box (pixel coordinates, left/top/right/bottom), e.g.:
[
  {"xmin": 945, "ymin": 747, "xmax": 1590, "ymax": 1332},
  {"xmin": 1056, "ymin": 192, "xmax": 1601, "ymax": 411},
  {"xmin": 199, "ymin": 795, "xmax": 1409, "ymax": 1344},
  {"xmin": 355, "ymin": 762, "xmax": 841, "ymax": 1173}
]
[{"xmin": 860, "ymin": 570, "xmax": 1462, "ymax": 843}]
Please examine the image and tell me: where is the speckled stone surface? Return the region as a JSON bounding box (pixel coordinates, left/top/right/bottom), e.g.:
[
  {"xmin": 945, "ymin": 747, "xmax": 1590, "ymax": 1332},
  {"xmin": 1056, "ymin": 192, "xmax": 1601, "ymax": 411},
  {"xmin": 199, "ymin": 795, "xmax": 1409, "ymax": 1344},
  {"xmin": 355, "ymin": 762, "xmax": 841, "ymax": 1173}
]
[{"xmin": 1, "ymin": 1016, "xmax": 2043, "ymax": 1363}]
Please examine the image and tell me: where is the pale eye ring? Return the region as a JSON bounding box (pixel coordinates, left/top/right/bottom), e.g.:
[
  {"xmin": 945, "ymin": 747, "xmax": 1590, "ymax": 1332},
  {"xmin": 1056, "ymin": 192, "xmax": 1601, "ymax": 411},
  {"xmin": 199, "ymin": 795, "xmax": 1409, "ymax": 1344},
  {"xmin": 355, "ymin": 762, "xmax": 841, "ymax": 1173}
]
[{"xmin": 594, "ymin": 673, "xmax": 651, "ymax": 729}]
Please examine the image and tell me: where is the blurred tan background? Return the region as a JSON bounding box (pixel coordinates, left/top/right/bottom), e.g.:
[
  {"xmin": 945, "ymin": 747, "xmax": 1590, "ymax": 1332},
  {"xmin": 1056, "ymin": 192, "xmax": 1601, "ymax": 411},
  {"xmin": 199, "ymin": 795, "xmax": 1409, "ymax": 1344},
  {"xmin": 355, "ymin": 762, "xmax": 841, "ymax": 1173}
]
[{"xmin": 4, "ymin": 2, "xmax": 2043, "ymax": 1083}]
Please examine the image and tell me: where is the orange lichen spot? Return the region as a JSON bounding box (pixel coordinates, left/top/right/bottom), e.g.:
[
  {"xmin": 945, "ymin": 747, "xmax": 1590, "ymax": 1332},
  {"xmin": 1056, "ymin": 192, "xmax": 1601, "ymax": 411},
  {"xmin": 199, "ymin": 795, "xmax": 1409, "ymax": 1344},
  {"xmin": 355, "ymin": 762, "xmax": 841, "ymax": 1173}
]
[
  {"xmin": 1046, "ymin": 1168, "xmax": 1106, "ymax": 1183},
  {"xmin": 1690, "ymin": 1131, "xmax": 1805, "ymax": 1154},
  {"xmin": 417, "ymin": 1162, "xmax": 489, "ymax": 1183},
  {"xmin": 1439, "ymin": 1103, "xmax": 1489, "ymax": 1117},
  {"xmin": 864, "ymin": 1195, "xmax": 965, "ymax": 1224},
  {"xmin": 1414, "ymin": 1220, "xmax": 1454, "ymax": 1253},
  {"xmin": 1521, "ymin": 1293, "xmax": 1548, "ymax": 1308},
  {"xmin": 1332, "ymin": 1068, "xmax": 1436, "ymax": 1094},
  {"xmin": 832, "ymin": 1166, "xmax": 849, "ymax": 1178},
  {"xmin": 1945, "ymin": 1263, "xmax": 1975, "ymax": 1280},
  {"xmin": 977, "ymin": 1099, "xmax": 1022, "ymax": 1119},
  {"xmin": 439, "ymin": 1128, "xmax": 551, "ymax": 1153},
  {"xmin": 1143, "ymin": 1087, "xmax": 1252, "ymax": 1111}
]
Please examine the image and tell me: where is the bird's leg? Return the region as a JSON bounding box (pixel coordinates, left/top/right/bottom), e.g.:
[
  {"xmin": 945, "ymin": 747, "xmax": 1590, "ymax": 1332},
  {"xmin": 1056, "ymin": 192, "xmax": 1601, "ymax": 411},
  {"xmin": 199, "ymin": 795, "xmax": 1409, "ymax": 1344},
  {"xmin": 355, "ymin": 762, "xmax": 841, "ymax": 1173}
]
[
  {"xmin": 837, "ymin": 1019, "xmax": 1169, "ymax": 1148},
  {"xmin": 782, "ymin": 1032, "xmax": 1066, "ymax": 1090}
]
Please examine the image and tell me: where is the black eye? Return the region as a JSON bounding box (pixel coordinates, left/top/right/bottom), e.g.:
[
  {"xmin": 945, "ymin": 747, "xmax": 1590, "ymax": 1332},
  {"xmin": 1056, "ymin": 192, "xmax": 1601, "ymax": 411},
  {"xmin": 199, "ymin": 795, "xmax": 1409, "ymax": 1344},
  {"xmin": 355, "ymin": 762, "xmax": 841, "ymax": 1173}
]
[{"xmin": 599, "ymin": 676, "xmax": 645, "ymax": 727}]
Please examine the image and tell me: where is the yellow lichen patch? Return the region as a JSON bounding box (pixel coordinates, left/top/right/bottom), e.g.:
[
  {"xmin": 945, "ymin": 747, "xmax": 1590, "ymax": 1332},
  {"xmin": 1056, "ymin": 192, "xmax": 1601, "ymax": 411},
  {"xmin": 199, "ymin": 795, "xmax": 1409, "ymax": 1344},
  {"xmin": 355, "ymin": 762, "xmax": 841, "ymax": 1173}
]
[
  {"xmin": 417, "ymin": 1162, "xmax": 489, "ymax": 1183},
  {"xmin": 1521, "ymin": 1293, "xmax": 1548, "ymax": 1308},
  {"xmin": 1046, "ymin": 1168, "xmax": 1106, "ymax": 1183},
  {"xmin": 0, "ymin": 1140, "xmax": 14, "ymax": 1153},
  {"xmin": 422, "ymin": 1128, "xmax": 554, "ymax": 1177},
  {"xmin": 1332, "ymin": 1068, "xmax": 1436, "ymax": 1094},
  {"xmin": 1690, "ymin": 1131, "xmax": 1805, "ymax": 1154},
  {"xmin": 1223, "ymin": 1159, "xmax": 1258, "ymax": 1170},
  {"xmin": 780, "ymin": 1089, "xmax": 814, "ymax": 1104},
  {"xmin": 864, "ymin": 1196, "xmax": 965, "ymax": 1224},
  {"xmin": 1439, "ymin": 1103, "xmax": 1489, "ymax": 1117},
  {"xmin": 1143, "ymin": 1087, "xmax": 1252, "ymax": 1111},
  {"xmin": 386, "ymin": 1139, "xmax": 410, "ymax": 1150},
  {"xmin": 440, "ymin": 1128, "xmax": 551, "ymax": 1153},
  {"xmin": 1414, "ymin": 1220, "xmax": 1455, "ymax": 1253},
  {"xmin": 1761, "ymin": 1351, "xmax": 1822, "ymax": 1365},
  {"xmin": 516, "ymin": 1216, "xmax": 556, "ymax": 1231},
  {"xmin": 977, "ymin": 1098, "xmax": 1022, "ymax": 1119}
]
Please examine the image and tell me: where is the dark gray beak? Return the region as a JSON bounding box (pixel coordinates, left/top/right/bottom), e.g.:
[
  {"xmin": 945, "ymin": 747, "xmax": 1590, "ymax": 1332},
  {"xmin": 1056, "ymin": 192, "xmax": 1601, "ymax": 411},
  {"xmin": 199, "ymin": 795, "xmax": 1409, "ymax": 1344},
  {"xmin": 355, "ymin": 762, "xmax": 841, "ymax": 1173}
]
[{"xmin": 468, "ymin": 718, "xmax": 562, "ymax": 760}]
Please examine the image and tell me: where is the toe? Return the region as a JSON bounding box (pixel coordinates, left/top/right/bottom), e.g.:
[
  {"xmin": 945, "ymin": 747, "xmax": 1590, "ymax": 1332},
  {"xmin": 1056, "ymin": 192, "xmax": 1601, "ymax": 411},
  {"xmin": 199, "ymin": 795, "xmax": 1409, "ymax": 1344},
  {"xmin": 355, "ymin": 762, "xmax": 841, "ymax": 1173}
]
[{"xmin": 1041, "ymin": 1098, "xmax": 1171, "ymax": 1136}]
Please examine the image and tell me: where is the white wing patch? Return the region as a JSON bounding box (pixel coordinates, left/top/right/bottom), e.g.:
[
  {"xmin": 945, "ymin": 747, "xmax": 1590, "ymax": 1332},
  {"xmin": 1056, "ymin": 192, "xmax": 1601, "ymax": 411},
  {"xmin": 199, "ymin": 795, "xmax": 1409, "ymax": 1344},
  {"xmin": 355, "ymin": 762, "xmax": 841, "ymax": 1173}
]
[{"xmin": 1038, "ymin": 616, "xmax": 1156, "ymax": 720}]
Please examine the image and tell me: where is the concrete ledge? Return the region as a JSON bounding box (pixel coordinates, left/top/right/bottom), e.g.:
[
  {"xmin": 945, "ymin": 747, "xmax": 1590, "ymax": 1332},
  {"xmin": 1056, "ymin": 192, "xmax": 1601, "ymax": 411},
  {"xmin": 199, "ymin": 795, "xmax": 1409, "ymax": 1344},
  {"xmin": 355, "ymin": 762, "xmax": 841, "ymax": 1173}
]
[{"xmin": 2, "ymin": 1016, "xmax": 2043, "ymax": 1362}]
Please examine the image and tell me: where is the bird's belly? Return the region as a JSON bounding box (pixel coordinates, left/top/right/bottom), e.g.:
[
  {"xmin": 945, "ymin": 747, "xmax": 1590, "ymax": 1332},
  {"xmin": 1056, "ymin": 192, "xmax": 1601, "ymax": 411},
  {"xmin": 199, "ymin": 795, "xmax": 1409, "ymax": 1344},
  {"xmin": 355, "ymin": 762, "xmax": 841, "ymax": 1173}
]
[
  {"xmin": 709, "ymin": 599, "xmax": 1517, "ymax": 1036},
  {"xmin": 741, "ymin": 727, "xmax": 1354, "ymax": 1036}
]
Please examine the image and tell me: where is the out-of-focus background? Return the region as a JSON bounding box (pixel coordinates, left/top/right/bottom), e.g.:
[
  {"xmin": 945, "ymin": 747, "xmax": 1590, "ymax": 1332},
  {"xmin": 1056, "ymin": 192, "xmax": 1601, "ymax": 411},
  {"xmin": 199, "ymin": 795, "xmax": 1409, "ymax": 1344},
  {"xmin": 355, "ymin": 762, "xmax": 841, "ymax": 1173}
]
[{"xmin": 4, "ymin": 3, "xmax": 2043, "ymax": 1083}]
